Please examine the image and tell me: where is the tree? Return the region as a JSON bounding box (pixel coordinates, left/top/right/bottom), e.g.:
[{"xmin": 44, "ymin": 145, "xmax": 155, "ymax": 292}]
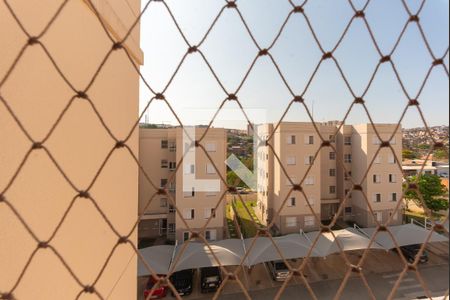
[
  {"xmin": 433, "ymin": 149, "xmax": 449, "ymax": 160},
  {"xmin": 402, "ymin": 149, "xmax": 417, "ymax": 160},
  {"xmin": 417, "ymin": 144, "xmax": 431, "ymax": 150},
  {"xmin": 227, "ymin": 171, "xmax": 247, "ymax": 188},
  {"xmin": 405, "ymin": 174, "xmax": 449, "ymax": 212}
]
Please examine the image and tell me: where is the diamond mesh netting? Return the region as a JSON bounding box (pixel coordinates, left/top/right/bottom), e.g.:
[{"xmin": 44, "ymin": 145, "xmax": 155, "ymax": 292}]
[{"xmin": 0, "ymin": 0, "xmax": 448, "ymax": 299}]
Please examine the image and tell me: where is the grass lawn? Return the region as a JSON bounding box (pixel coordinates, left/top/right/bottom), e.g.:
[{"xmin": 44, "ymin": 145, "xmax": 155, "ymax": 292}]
[
  {"xmin": 226, "ymin": 204, "xmax": 238, "ymax": 239},
  {"xmin": 233, "ymin": 199, "xmax": 261, "ymax": 238},
  {"xmin": 404, "ymin": 210, "xmax": 446, "ymax": 225}
]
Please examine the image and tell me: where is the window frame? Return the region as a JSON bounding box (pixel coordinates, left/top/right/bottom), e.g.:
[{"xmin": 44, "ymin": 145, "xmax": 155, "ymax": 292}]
[
  {"xmin": 286, "ymin": 217, "xmax": 298, "ymax": 228},
  {"xmin": 288, "ymin": 197, "xmax": 296, "ymax": 207},
  {"xmin": 344, "ymin": 136, "xmax": 352, "ymax": 146},
  {"xmin": 329, "ymin": 186, "xmax": 336, "ymax": 194},
  {"xmin": 329, "ymin": 169, "xmax": 336, "ymax": 177},
  {"xmin": 304, "ymin": 216, "xmax": 315, "ymax": 227},
  {"xmin": 373, "ymin": 193, "xmax": 382, "ymax": 203},
  {"xmin": 344, "ymin": 154, "xmax": 352, "ymax": 163}
]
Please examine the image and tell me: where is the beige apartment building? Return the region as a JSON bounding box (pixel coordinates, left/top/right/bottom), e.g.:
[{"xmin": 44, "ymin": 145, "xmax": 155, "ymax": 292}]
[
  {"xmin": 1, "ymin": 0, "xmax": 142, "ymax": 299},
  {"xmin": 139, "ymin": 127, "xmax": 227, "ymax": 243},
  {"xmin": 255, "ymin": 122, "xmax": 403, "ymax": 234}
]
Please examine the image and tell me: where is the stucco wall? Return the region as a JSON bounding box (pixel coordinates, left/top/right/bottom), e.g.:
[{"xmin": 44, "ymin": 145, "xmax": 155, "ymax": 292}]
[{"xmin": 0, "ymin": 0, "xmax": 141, "ymax": 299}]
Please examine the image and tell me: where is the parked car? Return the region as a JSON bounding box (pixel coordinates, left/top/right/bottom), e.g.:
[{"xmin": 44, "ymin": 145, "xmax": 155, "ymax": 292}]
[
  {"xmin": 143, "ymin": 275, "xmax": 167, "ymax": 299},
  {"xmin": 169, "ymin": 269, "xmax": 194, "ymax": 297},
  {"xmin": 200, "ymin": 267, "xmax": 222, "ymax": 293},
  {"xmin": 266, "ymin": 260, "xmax": 290, "ymax": 281},
  {"xmin": 397, "ymin": 244, "xmax": 429, "ymax": 264}
]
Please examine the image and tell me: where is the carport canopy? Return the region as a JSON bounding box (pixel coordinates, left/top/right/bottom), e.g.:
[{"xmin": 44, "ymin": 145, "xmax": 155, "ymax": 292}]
[
  {"xmin": 244, "ymin": 234, "xmax": 322, "ymax": 267},
  {"xmin": 138, "ymin": 245, "xmax": 174, "ymax": 276},
  {"xmin": 170, "ymin": 239, "xmax": 245, "ymax": 272},
  {"xmin": 351, "ymin": 223, "xmax": 448, "ymax": 249},
  {"xmin": 305, "ymin": 228, "xmax": 385, "ymax": 257},
  {"xmin": 137, "ymin": 224, "xmax": 448, "ymax": 276}
]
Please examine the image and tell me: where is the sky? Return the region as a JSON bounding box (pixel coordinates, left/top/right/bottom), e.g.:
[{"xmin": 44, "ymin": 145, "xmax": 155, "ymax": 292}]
[{"xmin": 139, "ymin": 0, "xmax": 449, "ymax": 129}]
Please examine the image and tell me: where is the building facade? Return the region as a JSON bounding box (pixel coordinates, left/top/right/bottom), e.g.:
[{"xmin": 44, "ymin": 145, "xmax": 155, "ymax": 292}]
[
  {"xmin": 139, "ymin": 127, "xmax": 227, "ymax": 243},
  {"xmin": 255, "ymin": 123, "xmax": 403, "ymax": 234}
]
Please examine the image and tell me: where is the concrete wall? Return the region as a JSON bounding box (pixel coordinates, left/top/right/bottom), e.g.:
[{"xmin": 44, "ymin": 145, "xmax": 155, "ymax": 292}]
[{"xmin": 0, "ymin": 1, "xmax": 141, "ymax": 299}]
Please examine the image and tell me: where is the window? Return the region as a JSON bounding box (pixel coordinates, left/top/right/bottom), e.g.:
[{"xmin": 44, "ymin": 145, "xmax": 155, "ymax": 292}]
[
  {"xmin": 305, "ymin": 216, "xmax": 315, "ymax": 227},
  {"xmin": 160, "ymin": 198, "xmax": 168, "ymax": 208},
  {"xmin": 329, "ymin": 152, "xmax": 336, "ymax": 160},
  {"xmin": 183, "ymin": 232, "xmax": 190, "ymax": 241},
  {"xmin": 305, "ymin": 176, "xmax": 315, "ymax": 185},
  {"xmin": 388, "ymin": 154, "xmax": 397, "ymax": 164},
  {"xmin": 169, "ymin": 205, "xmax": 176, "ymax": 213},
  {"xmin": 373, "ymin": 194, "xmax": 382, "ymax": 203},
  {"xmin": 374, "ymin": 155, "xmax": 381, "ymax": 164},
  {"xmin": 345, "ymin": 172, "xmax": 352, "ymax": 181},
  {"xmin": 183, "ymin": 209, "xmax": 195, "ymax": 220},
  {"xmin": 161, "ymin": 159, "xmax": 168, "ymax": 168},
  {"xmin": 287, "ymin": 156, "xmax": 296, "ymax": 166},
  {"xmin": 205, "ymin": 230, "xmax": 217, "ymax": 241},
  {"xmin": 184, "ymin": 187, "xmax": 195, "ymax": 198},
  {"xmin": 374, "ymin": 212, "xmax": 383, "ymax": 222},
  {"xmin": 168, "ymin": 224, "xmax": 175, "ymax": 234},
  {"xmin": 344, "ymin": 154, "xmax": 352, "ymax": 163},
  {"xmin": 304, "ymin": 156, "xmax": 314, "ymax": 165},
  {"xmin": 287, "ymin": 135, "xmax": 296, "ymax": 145},
  {"xmin": 206, "ymin": 163, "xmax": 216, "ymax": 174},
  {"xmin": 389, "ymin": 174, "xmax": 397, "ymax": 183},
  {"xmin": 205, "ymin": 142, "xmax": 217, "ymax": 152},
  {"xmin": 329, "ymin": 169, "xmax": 336, "ymax": 177},
  {"xmin": 373, "ymin": 174, "xmax": 381, "ymax": 184},
  {"xmin": 391, "ymin": 193, "xmax": 398, "ymax": 202},
  {"xmin": 169, "ymin": 162, "xmax": 176, "ymax": 170},
  {"xmin": 305, "ymin": 135, "xmax": 314, "ymax": 145},
  {"xmin": 205, "ymin": 208, "xmax": 216, "ymax": 219},
  {"xmin": 344, "ymin": 136, "xmax": 352, "ymax": 145},
  {"xmin": 160, "ymin": 179, "xmax": 168, "ymax": 188},
  {"xmin": 288, "ymin": 197, "xmax": 296, "ymax": 207},
  {"xmin": 329, "ymin": 186, "xmax": 336, "ymax": 194},
  {"xmin": 286, "ymin": 217, "xmax": 297, "ymax": 228},
  {"xmin": 185, "ymin": 164, "xmax": 195, "ymax": 174},
  {"xmin": 345, "ymin": 207, "xmax": 352, "ymax": 214},
  {"xmin": 161, "ymin": 140, "xmax": 168, "ymax": 149},
  {"xmin": 169, "ymin": 141, "xmax": 176, "ymax": 152}
]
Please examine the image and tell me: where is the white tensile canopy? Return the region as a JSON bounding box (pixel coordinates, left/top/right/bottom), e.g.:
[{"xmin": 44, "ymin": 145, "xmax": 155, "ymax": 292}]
[
  {"xmin": 305, "ymin": 228, "xmax": 385, "ymax": 256},
  {"xmin": 138, "ymin": 245, "xmax": 175, "ymax": 276},
  {"xmin": 170, "ymin": 239, "xmax": 245, "ymax": 272},
  {"xmin": 137, "ymin": 224, "xmax": 448, "ymax": 276},
  {"xmin": 350, "ymin": 223, "xmax": 449, "ymax": 249},
  {"xmin": 243, "ymin": 234, "xmax": 322, "ymax": 267}
]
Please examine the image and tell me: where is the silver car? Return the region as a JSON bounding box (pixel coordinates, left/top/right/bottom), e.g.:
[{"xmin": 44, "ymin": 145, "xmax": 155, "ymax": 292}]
[{"xmin": 266, "ymin": 260, "xmax": 290, "ymax": 282}]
